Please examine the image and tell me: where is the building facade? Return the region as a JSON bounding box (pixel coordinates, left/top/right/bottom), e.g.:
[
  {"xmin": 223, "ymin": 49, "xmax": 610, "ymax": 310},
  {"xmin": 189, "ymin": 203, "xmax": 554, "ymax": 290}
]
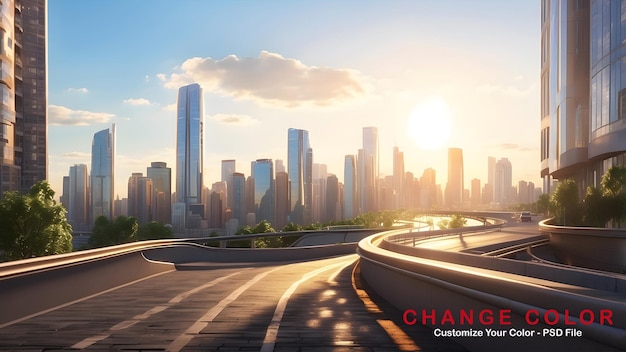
[
  {"xmin": 68, "ymin": 164, "xmax": 88, "ymax": 230},
  {"xmin": 446, "ymin": 147, "xmax": 464, "ymax": 208},
  {"xmin": 343, "ymin": 155, "xmax": 357, "ymax": 219},
  {"xmin": 175, "ymin": 83, "xmax": 204, "ymax": 228},
  {"xmin": 146, "ymin": 161, "xmax": 171, "ymax": 225},
  {"xmin": 128, "ymin": 172, "xmax": 152, "ymax": 224},
  {"xmin": 287, "ymin": 128, "xmax": 312, "ymax": 225},
  {"xmin": 91, "ymin": 125, "xmax": 115, "ymax": 221},
  {"xmin": 252, "ymin": 159, "xmax": 274, "ymax": 224}
]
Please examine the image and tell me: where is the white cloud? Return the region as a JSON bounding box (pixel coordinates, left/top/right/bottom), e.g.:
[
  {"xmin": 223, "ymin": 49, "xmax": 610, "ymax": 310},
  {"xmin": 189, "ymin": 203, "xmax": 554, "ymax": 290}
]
[
  {"xmin": 66, "ymin": 87, "xmax": 88, "ymax": 93},
  {"xmin": 145, "ymin": 75, "xmax": 150, "ymax": 83},
  {"xmin": 162, "ymin": 103, "xmax": 176, "ymax": 112},
  {"xmin": 123, "ymin": 98, "xmax": 152, "ymax": 106},
  {"xmin": 62, "ymin": 152, "xmax": 90, "ymax": 159},
  {"xmin": 157, "ymin": 51, "xmax": 367, "ymax": 108},
  {"xmin": 209, "ymin": 113, "xmax": 260, "ymax": 126},
  {"xmin": 49, "ymin": 105, "xmax": 115, "ymax": 126}
]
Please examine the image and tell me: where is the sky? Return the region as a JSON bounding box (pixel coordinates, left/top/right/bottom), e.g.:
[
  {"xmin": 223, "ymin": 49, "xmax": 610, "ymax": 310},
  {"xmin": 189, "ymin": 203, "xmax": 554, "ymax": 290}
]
[{"xmin": 48, "ymin": 0, "xmax": 541, "ymax": 200}]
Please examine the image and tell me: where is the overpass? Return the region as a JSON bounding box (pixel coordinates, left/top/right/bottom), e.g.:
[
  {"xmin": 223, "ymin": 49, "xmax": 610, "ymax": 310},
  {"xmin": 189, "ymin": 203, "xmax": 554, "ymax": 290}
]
[{"xmin": 0, "ymin": 213, "xmax": 625, "ymax": 351}]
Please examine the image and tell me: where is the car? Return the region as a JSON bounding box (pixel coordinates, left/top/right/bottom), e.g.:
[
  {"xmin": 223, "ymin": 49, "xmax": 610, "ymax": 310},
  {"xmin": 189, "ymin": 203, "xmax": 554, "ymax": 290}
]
[{"xmin": 520, "ymin": 211, "xmax": 532, "ymax": 222}]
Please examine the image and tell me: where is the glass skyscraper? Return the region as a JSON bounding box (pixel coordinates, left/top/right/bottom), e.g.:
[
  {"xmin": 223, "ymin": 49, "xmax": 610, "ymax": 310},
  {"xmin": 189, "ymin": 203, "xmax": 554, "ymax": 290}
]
[
  {"xmin": 445, "ymin": 147, "xmax": 464, "ymax": 208},
  {"xmin": 147, "ymin": 162, "xmax": 171, "ymax": 225},
  {"xmin": 91, "ymin": 125, "xmax": 115, "ymax": 221},
  {"xmin": 175, "ymin": 83, "xmax": 204, "ymax": 228},
  {"xmin": 343, "ymin": 155, "xmax": 357, "ymax": 219},
  {"xmin": 252, "ymin": 159, "xmax": 274, "ymax": 224},
  {"xmin": 287, "ymin": 128, "xmax": 312, "ymax": 225}
]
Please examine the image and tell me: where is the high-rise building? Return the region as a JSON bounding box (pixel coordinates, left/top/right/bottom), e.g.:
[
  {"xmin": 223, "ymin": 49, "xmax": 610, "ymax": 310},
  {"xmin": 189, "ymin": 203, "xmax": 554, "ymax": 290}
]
[
  {"xmin": 221, "ymin": 159, "xmax": 236, "ymax": 211},
  {"xmin": 175, "ymin": 83, "xmax": 204, "ymax": 229},
  {"xmin": 147, "ymin": 162, "xmax": 171, "ymax": 225},
  {"xmin": 359, "ymin": 127, "xmax": 379, "ymax": 212},
  {"xmin": 485, "ymin": 156, "xmax": 496, "ymax": 204},
  {"xmin": 393, "ymin": 146, "xmax": 405, "ymax": 209},
  {"xmin": 232, "ymin": 172, "xmax": 246, "ymax": 227},
  {"xmin": 252, "ymin": 159, "xmax": 274, "ymax": 224},
  {"xmin": 420, "ymin": 168, "xmax": 437, "ymax": 209},
  {"xmin": 60, "ymin": 176, "xmax": 69, "ymax": 209},
  {"xmin": 68, "ymin": 164, "xmax": 89, "ymax": 230},
  {"xmin": 495, "ymin": 158, "xmax": 512, "ymax": 205},
  {"xmin": 0, "ymin": 0, "xmax": 48, "ymax": 195},
  {"xmin": 128, "ymin": 173, "xmax": 152, "ymax": 224},
  {"xmin": 275, "ymin": 171, "xmax": 289, "ymax": 229},
  {"xmin": 325, "ymin": 174, "xmax": 339, "ymax": 223},
  {"xmin": 91, "ymin": 125, "xmax": 115, "ymax": 222},
  {"xmin": 471, "ymin": 178, "xmax": 481, "ymax": 207},
  {"xmin": 343, "ymin": 155, "xmax": 357, "ymax": 219},
  {"xmin": 287, "ymin": 128, "xmax": 312, "ymax": 225},
  {"xmin": 446, "ymin": 148, "xmax": 464, "ymax": 208}
]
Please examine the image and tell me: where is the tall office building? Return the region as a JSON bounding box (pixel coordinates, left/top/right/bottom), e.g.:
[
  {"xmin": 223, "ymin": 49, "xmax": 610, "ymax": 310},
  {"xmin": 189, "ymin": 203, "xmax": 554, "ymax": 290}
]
[
  {"xmin": 232, "ymin": 172, "xmax": 246, "ymax": 227},
  {"xmin": 221, "ymin": 159, "xmax": 236, "ymax": 211},
  {"xmin": 445, "ymin": 148, "xmax": 464, "ymax": 208},
  {"xmin": 343, "ymin": 155, "xmax": 357, "ymax": 219},
  {"xmin": 147, "ymin": 162, "xmax": 171, "ymax": 225},
  {"xmin": 420, "ymin": 168, "xmax": 437, "ymax": 209},
  {"xmin": 393, "ymin": 146, "xmax": 405, "ymax": 209},
  {"xmin": 287, "ymin": 128, "xmax": 312, "ymax": 225},
  {"xmin": 274, "ymin": 171, "xmax": 289, "ymax": 229},
  {"xmin": 325, "ymin": 174, "xmax": 339, "ymax": 223},
  {"xmin": 539, "ymin": 1, "xmax": 626, "ymax": 191},
  {"xmin": 495, "ymin": 158, "xmax": 512, "ymax": 205},
  {"xmin": 359, "ymin": 127, "xmax": 379, "ymax": 212},
  {"xmin": 0, "ymin": 0, "xmax": 47, "ymax": 195},
  {"xmin": 485, "ymin": 156, "xmax": 496, "ymax": 203},
  {"xmin": 91, "ymin": 125, "xmax": 115, "ymax": 221},
  {"xmin": 128, "ymin": 173, "xmax": 152, "ymax": 224},
  {"xmin": 68, "ymin": 164, "xmax": 88, "ymax": 230},
  {"xmin": 252, "ymin": 159, "xmax": 274, "ymax": 224},
  {"xmin": 471, "ymin": 178, "xmax": 481, "ymax": 207},
  {"xmin": 175, "ymin": 83, "xmax": 204, "ymax": 229}
]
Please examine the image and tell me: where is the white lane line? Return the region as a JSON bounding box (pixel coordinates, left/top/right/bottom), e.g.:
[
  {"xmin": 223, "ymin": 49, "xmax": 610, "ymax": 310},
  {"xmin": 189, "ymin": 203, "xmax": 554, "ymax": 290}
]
[
  {"xmin": 326, "ymin": 257, "xmax": 357, "ymax": 284},
  {"xmin": 0, "ymin": 269, "xmax": 175, "ymax": 330},
  {"xmin": 71, "ymin": 270, "xmax": 245, "ymax": 349},
  {"xmin": 167, "ymin": 265, "xmax": 285, "ymax": 352},
  {"xmin": 260, "ymin": 259, "xmax": 355, "ymax": 352}
]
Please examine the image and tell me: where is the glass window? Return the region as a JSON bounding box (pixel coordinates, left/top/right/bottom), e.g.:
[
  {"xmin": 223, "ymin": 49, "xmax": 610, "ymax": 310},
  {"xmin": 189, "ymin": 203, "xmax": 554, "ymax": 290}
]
[{"xmin": 602, "ymin": 67, "xmax": 610, "ymax": 127}]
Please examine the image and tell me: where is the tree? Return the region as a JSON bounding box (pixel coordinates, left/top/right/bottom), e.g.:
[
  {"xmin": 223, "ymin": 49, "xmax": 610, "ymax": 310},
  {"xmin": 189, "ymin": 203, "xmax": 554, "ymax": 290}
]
[
  {"xmin": 0, "ymin": 181, "xmax": 73, "ymax": 261},
  {"xmin": 536, "ymin": 193, "xmax": 551, "ymax": 216},
  {"xmin": 550, "ymin": 179, "xmax": 580, "ymax": 226},
  {"xmin": 88, "ymin": 215, "xmax": 138, "ymax": 248},
  {"xmin": 601, "ymin": 166, "xmax": 626, "ymax": 228},
  {"xmin": 137, "ymin": 222, "xmax": 174, "ymax": 240},
  {"xmin": 448, "ymin": 214, "xmax": 467, "ymax": 228},
  {"xmin": 583, "ymin": 186, "xmax": 610, "ymax": 227},
  {"xmin": 282, "ymin": 222, "xmax": 302, "ymax": 232}
]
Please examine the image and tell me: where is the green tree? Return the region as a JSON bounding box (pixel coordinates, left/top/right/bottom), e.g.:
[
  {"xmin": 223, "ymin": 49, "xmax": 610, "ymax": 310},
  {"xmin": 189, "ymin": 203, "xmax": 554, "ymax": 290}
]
[
  {"xmin": 550, "ymin": 179, "xmax": 580, "ymax": 226},
  {"xmin": 448, "ymin": 214, "xmax": 467, "ymax": 228},
  {"xmin": 536, "ymin": 193, "xmax": 551, "ymax": 216},
  {"xmin": 601, "ymin": 166, "xmax": 626, "ymax": 228},
  {"xmin": 0, "ymin": 181, "xmax": 73, "ymax": 261},
  {"xmin": 88, "ymin": 215, "xmax": 138, "ymax": 248},
  {"xmin": 137, "ymin": 221, "xmax": 174, "ymax": 240},
  {"xmin": 282, "ymin": 222, "xmax": 302, "ymax": 232},
  {"xmin": 437, "ymin": 218, "xmax": 450, "ymax": 229},
  {"xmin": 582, "ymin": 186, "xmax": 610, "ymax": 227}
]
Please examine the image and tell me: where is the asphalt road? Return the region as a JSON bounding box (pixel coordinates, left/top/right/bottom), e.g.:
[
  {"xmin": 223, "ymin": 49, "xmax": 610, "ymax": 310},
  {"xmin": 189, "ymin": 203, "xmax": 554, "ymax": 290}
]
[{"xmin": 0, "ymin": 254, "xmax": 467, "ymax": 351}]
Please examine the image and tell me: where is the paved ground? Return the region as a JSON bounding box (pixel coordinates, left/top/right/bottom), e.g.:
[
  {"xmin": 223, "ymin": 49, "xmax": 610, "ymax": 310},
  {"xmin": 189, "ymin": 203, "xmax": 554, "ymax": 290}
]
[{"xmin": 0, "ymin": 255, "xmax": 467, "ymax": 351}]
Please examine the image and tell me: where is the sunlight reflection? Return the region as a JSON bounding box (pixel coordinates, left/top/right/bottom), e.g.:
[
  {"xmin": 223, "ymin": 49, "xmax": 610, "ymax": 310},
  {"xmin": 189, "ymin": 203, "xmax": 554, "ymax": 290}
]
[
  {"xmin": 334, "ymin": 322, "xmax": 351, "ymax": 330},
  {"xmin": 319, "ymin": 309, "xmax": 333, "ymax": 318},
  {"xmin": 336, "ymin": 298, "xmax": 347, "ymax": 304},
  {"xmin": 307, "ymin": 319, "xmax": 320, "ymax": 328},
  {"xmin": 320, "ymin": 289, "xmax": 336, "ymax": 301}
]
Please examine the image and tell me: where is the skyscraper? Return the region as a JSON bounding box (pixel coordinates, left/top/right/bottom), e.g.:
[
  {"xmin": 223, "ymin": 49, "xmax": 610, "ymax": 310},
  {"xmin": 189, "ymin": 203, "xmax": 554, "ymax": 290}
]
[
  {"xmin": 359, "ymin": 127, "xmax": 379, "ymax": 212},
  {"xmin": 495, "ymin": 158, "xmax": 512, "ymax": 205},
  {"xmin": 252, "ymin": 159, "xmax": 274, "ymax": 224},
  {"xmin": 175, "ymin": 83, "xmax": 204, "ymax": 229},
  {"xmin": 147, "ymin": 162, "xmax": 171, "ymax": 225},
  {"xmin": 393, "ymin": 146, "xmax": 405, "ymax": 209},
  {"xmin": 68, "ymin": 164, "xmax": 88, "ymax": 230},
  {"xmin": 128, "ymin": 173, "xmax": 152, "ymax": 224},
  {"xmin": 232, "ymin": 172, "xmax": 246, "ymax": 227},
  {"xmin": 275, "ymin": 171, "xmax": 289, "ymax": 229},
  {"xmin": 0, "ymin": 0, "xmax": 48, "ymax": 195},
  {"xmin": 221, "ymin": 159, "xmax": 236, "ymax": 211},
  {"xmin": 287, "ymin": 128, "xmax": 312, "ymax": 225},
  {"xmin": 91, "ymin": 125, "xmax": 115, "ymax": 221},
  {"xmin": 445, "ymin": 148, "xmax": 464, "ymax": 208},
  {"xmin": 343, "ymin": 155, "xmax": 357, "ymax": 219}
]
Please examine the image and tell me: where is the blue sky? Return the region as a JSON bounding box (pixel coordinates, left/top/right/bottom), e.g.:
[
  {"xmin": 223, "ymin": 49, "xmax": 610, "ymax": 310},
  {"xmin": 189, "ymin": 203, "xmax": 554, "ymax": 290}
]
[{"xmin": 48, "ymin": 0, "xmax": 541, "ymax": 199}]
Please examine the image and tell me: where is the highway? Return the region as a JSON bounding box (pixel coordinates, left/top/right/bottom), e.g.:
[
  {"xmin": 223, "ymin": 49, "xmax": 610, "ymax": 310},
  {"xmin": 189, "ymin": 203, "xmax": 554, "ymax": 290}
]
[{"xmin": 0, "ymin": 253, "xmax": 466, "ymax": 351}]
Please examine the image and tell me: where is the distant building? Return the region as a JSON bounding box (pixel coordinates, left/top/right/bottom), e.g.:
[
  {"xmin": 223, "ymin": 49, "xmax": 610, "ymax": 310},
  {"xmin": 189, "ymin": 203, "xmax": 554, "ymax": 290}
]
[
  {"xmin": 445, "ymin": 148, "xmax": 464, "ymax": 208},
  {"xmin": 91, "ymin": 125, "xmax": 115, "ymax": 222},
  {"xmin": 252, "ymin": 159, "xmax": 274, "ymax": 224},
  {"xmin": 128, "ymin": 173, "xmax": 153, "ymax": 224},
  {"xmin": 287, "ymin": 128, "xmax": 312, "ymax": 225},
  {"xmin": 147, "ymin": 162, "xmax": 171, "ymax": 225},
  {"xmin": 343, "ymin": 155, "xmax": 357, "ymax": 219},
  {"xmin": 176, "ymin": 83, "xmax": 204, "ymax": 229},
  {"xmin": 68, "ymin": 164, "xmax": 89, "ymax": 230},
  {"xmin": 393, "ymin": 147, "xmax": 405, "ymax": 209},
  {"xmin": 471, "ymin": 178, "xmax": 481, "ymax": 207},
  {"xmin": 494, "ymin": 158, "xmax": 512, "ymax": 205},
  {"xmin": 359, "ymin": 127, "xmax": 379, "ymax": 213},
  {"xmin": 326, "ymin": 174, "xmax": 339, "ymax": 223},
  {"xmin": 274, "ymin": 171, "xmax": 289, "ymax": 229},
  {"xmin": 221, "ymin": 159, "xmax": 236, "ymax": 211},
  {"xmin": 232, "ymin": 172, "xmax": 246, "ymax": 227}
]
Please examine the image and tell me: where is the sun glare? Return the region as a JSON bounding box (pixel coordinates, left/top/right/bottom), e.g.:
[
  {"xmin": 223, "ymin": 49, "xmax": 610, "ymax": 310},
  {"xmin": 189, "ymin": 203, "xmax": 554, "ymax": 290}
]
[{"xmin": 407, "ymin": 97, "xmax": 452, "ymax": 151}]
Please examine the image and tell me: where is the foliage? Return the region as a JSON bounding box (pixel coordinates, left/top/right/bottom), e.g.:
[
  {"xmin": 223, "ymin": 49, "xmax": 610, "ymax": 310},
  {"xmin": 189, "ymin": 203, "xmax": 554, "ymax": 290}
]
[
  {"xmin": 88, "ymin": 216, "xmax": 138, "ymax": 248},
  {"xmin": 137, "ymin": 222, "xmax": 174, "ymax": 240},
  {"xmin": 282, "ymin": 222, "xmax": 302, "ymax": 232},
  {"xmin": 0, "ymin": 181, "xmax": 73, "ymax": 261},
  {"xmin": 601, "ymin": 166, "xmax": 626, "ymax": 227},
  {"xmin": 437, "ymin": 218, "xmax": 450, "ymax": 229},
  {"xmin": 550, "ymin": 179, "xmax": 581, "ymax": 226},
  {"xmin": 448, "ymin": 214, "xmax": 467, "ymax": 228},
  {"xmin": 582, "ymin": 186, "xmax": 610, "ymax": 227},
  {"xmin": 536, "ymin": 193, "xmax": 551, "ymax": 215}
]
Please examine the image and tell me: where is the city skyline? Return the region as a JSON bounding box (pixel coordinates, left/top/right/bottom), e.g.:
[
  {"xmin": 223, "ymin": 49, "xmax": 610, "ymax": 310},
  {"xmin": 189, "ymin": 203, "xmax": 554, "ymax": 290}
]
[{"xmin": 48, "ymin": 1, "xmax": 541, "ymax": 200}]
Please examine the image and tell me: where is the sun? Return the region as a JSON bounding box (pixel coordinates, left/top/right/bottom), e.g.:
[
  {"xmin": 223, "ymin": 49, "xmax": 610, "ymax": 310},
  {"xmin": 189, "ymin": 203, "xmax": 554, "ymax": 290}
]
[{"xmin": 407, "ymin": 97, "xmax": 452, "ymax": 150}]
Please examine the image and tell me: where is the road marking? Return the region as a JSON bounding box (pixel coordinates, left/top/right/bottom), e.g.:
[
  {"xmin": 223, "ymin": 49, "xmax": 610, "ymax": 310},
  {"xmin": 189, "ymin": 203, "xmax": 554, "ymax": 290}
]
[
  {"xmin": 326, "ymin": 257, "xmax": 356, "ymax": 284},
  {"xmin": 71, "ymin": 270, "xmax": 246, "ymax": 349},
  {"xmin": 167, "ymin": 265, "xmax": 285, "ymax": 352},
  {"xmin": 0, "ymin": 269, "xmax": 175, "ymax": 330},
  {"xmin": 351, "ymin": 260, "xmax": 420, "ymax": 351},
  {"xmin": 260, "ymin": 259, "xmax": 355, "ymax": 352}
]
